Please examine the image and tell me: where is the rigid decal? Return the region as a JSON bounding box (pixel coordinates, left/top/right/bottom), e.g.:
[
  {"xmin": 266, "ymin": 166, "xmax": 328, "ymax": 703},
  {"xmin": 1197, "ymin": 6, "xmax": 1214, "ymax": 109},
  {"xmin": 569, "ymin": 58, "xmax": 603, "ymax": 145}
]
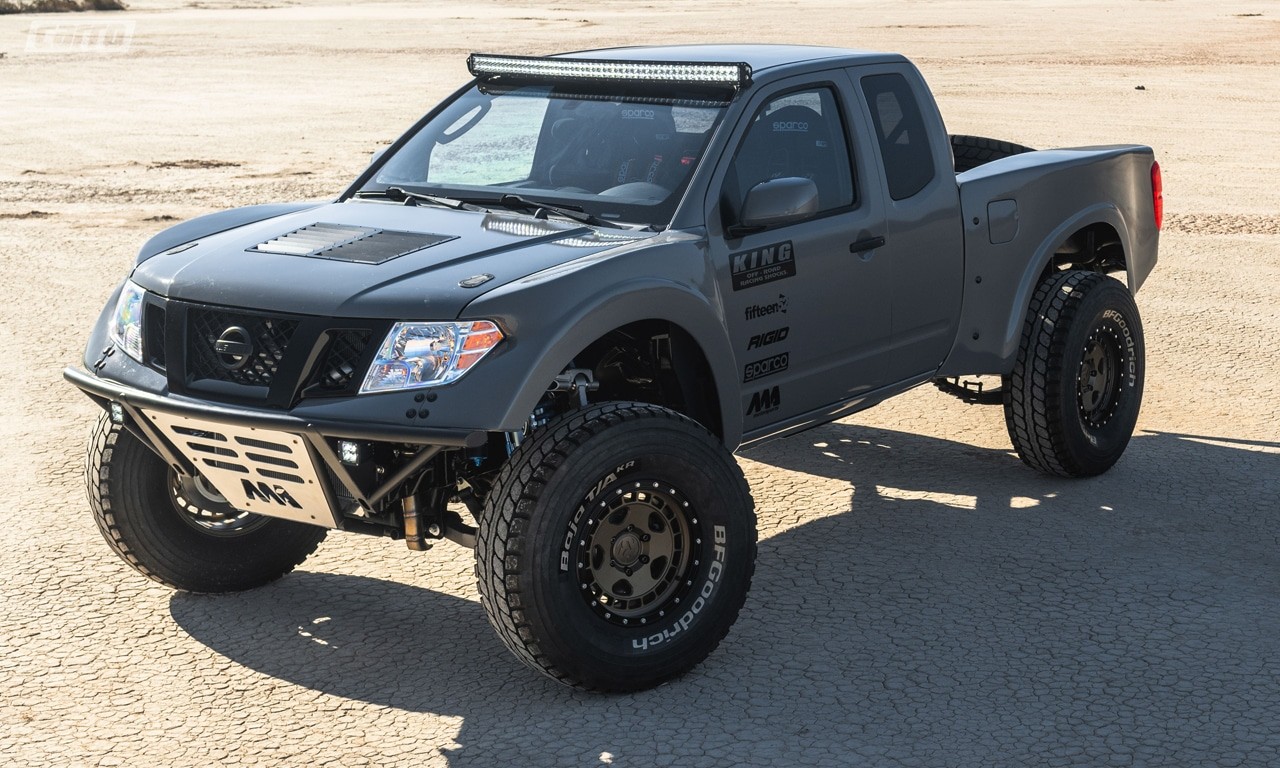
[
  {"xmin": 743, "ymin": 352, "xmax": 789, "ymax": 383},
  {"xmin": 745, "ymin": 385, "xmax": 781, "ymax": 417},
  {"xmin": 744, "ymin": 294, "xmax": 788, "ymax": 321},
  {"xmin": 730, "ymin": 241, "xmax": 796, "ymax": 291},
  {"xmin": 746, "ymin": 326, "xmax": 789, "ymax": 350}
]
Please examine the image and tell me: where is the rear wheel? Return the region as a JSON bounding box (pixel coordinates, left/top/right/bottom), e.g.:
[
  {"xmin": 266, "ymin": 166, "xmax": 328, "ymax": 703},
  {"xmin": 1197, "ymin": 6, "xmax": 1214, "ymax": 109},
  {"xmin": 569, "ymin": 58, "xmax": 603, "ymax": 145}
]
[
  {"xmin": 1004, "ymin": 271, "xmax": 1145, "ymax": 476},
  {"xmin": 476, "ymin": 402, "xmax": 756, "ymax": 691},
  {"xmin": 87, "ymin": 413, "xmax": 327, "ymax": 592}
]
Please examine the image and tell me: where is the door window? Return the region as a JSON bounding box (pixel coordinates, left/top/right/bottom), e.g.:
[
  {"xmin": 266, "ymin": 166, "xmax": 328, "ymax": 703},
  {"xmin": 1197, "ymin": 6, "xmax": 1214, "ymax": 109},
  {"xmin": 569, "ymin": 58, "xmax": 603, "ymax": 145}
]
[{"xmin": 724, "ymin": 86, "xmax": 856, "ymax": 219}]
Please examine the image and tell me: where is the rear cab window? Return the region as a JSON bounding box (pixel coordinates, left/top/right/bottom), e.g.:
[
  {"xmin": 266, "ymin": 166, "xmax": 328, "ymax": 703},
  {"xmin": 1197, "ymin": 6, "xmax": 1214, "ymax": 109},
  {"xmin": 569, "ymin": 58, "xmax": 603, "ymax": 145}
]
[{"xmin": 860, "ymin": 73, "xmax": 937, "ymax": 200}]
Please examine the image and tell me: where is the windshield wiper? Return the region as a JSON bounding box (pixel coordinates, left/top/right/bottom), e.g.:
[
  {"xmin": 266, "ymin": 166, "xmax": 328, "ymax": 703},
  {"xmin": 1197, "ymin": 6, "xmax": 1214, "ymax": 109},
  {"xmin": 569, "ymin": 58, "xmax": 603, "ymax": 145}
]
[
  {"xmin": 357, "ymin": 188, "xmax": 628, "ymax": 229},
  {"xmin": 453, "ymin": 194, "xmax": 625, "ymax": 229},
  {"xmin": 354, "ymin": 187, "xmax": 476, "ymax": 211}
]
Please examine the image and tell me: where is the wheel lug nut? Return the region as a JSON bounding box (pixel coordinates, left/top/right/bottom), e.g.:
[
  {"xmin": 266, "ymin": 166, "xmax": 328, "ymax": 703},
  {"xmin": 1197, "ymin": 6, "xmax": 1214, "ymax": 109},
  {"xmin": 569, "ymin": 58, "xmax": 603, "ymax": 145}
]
[
  {"xmin": 640, "ymin": 555, "xmax": 649, "ymax": 564},
  {"xmin": 641, "ymin": 534, "xmax": 650, "ymax": 542}
]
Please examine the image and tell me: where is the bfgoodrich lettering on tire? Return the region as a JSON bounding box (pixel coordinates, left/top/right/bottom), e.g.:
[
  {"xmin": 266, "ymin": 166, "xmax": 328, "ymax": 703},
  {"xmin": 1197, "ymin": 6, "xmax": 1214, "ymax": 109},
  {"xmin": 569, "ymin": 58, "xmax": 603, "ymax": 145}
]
[
  {"xmin": 1004, "ymin": 270, "xmax": 1145, "ymax": 477},
  {"xmin": 476, "ymin": 402, "xmax": 756, "ymax": 691}
]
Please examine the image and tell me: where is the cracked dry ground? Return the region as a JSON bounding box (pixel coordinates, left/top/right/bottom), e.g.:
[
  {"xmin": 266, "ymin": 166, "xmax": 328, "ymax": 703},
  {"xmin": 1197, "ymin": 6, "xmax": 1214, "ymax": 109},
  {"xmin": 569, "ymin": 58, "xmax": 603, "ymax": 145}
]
[{"xmin": 2, "ymin": 0, "xmax": 1278, "ymax": 766}]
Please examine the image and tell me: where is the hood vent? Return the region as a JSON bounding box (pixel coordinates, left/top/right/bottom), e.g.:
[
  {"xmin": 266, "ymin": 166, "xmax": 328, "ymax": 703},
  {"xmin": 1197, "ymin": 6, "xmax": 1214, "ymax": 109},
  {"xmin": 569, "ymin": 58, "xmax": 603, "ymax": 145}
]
[{"xmin": 251, "ymin": 222, "xmax": 456, "ymax": 265}]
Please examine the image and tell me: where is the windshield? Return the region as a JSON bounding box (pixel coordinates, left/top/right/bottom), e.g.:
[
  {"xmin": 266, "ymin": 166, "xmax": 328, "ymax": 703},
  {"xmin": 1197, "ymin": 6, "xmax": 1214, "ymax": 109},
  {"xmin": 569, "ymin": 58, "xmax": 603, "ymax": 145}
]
[{"xmin": 361, "ymin": 84, "xmax": 728, "ymax": 229}]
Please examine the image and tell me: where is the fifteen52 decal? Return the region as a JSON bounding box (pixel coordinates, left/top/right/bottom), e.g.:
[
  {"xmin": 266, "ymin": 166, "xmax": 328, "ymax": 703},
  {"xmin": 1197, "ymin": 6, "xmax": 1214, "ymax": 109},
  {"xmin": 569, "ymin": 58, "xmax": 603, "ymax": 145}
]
[{"xmin": 730, "ymin": 240, "xmax": 796, "ymax": 291}]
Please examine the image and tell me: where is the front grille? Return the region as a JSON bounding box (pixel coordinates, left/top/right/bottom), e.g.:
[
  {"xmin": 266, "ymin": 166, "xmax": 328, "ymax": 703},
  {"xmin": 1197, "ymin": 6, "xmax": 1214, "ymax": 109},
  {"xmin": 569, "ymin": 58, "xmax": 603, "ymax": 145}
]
[
  {"xmin": 187, "ymin": 308, "xmax": 299, "ymax": 388},
  {"xmin": 144, "ymin": 304, "xmax": 167, "ymax": 370},
  {"xmin": 307, "ymin": 329, "xmax": 373, "ymax": 394}
]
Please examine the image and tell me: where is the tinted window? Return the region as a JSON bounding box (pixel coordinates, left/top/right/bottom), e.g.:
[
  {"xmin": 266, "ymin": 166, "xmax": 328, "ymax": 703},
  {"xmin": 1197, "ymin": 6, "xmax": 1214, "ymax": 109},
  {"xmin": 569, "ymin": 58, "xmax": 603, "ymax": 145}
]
[
  {"xmin": 725, "ymin": 86, "xmax": 855, "ymax": 218},
  {"xmin": 367, "ymin": 85, "xmax": 726, "ymax": 229},
  {"xmin": 861, "ymin": 73, "xmax": 936, "ymax": 200}
]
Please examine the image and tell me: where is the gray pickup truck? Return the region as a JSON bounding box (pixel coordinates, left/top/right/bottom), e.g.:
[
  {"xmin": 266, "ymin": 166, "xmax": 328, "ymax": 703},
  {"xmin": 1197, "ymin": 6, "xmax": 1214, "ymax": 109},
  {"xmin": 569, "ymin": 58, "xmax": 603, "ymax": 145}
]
[{"xmin": 67, "ymin": 45, "xmax": 1161, "ymax": 691}]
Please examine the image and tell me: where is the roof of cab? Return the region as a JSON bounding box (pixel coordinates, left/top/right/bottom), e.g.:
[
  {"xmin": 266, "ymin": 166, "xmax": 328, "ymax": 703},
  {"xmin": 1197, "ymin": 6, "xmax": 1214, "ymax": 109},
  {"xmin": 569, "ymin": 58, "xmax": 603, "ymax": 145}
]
[{"xmin": 557, "ymin": 44, "xmax": 904, "ymax": 73}]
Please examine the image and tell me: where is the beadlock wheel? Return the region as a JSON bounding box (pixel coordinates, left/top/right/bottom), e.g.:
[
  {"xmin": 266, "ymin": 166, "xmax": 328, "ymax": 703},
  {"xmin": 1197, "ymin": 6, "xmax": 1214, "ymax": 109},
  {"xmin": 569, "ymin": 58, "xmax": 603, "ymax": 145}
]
[
  {"xmin": 1005, "ymin": 270, "xmax": 1145, "ymax": 477},
  {"xmin": 574, "ymin": 479, "xmax": 697, "ymax": 627},
  {"xmin": 169, "ymin": 472, "xmax": 270, "ymax": 536},
  {"xmin": 476, "ymin": 402, "xmax": 757, "ymax": 692}
]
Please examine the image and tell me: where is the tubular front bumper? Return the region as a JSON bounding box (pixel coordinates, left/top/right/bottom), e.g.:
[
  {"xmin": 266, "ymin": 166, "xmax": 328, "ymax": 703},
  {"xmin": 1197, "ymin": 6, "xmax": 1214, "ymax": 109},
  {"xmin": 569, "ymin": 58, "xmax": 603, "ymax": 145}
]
[{"xmin": 65, "ymin": 366, "xmax": 486, "ymax": 529}]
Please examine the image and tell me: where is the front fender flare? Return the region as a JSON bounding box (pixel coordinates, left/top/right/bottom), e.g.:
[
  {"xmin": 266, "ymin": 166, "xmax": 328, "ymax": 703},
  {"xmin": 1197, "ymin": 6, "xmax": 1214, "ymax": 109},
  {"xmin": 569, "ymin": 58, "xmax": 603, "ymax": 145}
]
[{"xmin": 493, "ymin": 280, "xmax": 742, "ymax": 449}]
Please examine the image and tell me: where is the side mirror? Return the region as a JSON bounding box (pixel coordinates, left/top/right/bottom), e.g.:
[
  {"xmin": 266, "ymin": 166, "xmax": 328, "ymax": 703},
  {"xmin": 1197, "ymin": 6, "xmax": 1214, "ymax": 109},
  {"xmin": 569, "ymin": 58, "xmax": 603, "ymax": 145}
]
[{"xmin": 732, "ymin": 177, "xmax": 819, "ymax": 236}]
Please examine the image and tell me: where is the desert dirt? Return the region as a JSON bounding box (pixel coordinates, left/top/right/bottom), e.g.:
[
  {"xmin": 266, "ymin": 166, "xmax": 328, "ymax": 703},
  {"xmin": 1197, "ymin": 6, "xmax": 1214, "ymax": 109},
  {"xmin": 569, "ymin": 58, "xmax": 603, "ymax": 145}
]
[{"xmin": 1, "ymin": 1, "xmax": 1278, "ymax": 766}]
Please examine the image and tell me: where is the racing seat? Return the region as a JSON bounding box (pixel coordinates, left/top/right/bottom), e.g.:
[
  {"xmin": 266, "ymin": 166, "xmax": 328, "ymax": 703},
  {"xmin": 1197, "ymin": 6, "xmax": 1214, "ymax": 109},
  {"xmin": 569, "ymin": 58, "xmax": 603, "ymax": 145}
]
[
  {"xmin": 547, "ymin": 103, "xmax": 678, "ymax": 193},
  {"xmin": 732, "ymin": 104, "xmax": 844, "ymax": 210}
]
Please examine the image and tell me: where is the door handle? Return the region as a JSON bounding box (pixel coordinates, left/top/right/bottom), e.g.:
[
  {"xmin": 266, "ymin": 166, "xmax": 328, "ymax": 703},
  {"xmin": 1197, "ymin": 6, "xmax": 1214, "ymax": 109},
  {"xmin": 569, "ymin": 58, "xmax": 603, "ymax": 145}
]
[{"xmin": 849, "ymin": 236, "xmax": 886, "ymax": 254}]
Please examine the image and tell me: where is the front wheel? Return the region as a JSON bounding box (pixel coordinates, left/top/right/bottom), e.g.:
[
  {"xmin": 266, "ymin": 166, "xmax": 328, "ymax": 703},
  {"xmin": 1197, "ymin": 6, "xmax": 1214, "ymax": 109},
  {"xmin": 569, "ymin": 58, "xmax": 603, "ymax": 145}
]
[
  {"xmin": 86, "ymin": 413, "xmax": 328, "ymax": 592},
  {"xmin": 476, "ymin": 402, "xmax": 756, "ymax": 691},
  {"xmin": 1004, "ymin": 270, "xmax": 1145, "ymax": 476}
]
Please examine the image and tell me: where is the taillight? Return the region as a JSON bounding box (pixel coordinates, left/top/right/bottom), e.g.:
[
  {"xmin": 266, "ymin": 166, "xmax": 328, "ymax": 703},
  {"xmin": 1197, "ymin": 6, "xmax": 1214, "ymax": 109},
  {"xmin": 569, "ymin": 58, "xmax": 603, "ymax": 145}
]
[{"xmin": 1151, "ymin": 161, "xmax": 1163, "ymax": 231}]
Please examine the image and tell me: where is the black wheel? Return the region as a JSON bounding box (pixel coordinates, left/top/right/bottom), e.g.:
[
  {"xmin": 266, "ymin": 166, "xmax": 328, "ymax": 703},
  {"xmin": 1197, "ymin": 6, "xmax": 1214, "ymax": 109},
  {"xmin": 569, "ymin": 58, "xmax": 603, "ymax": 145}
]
[
  {"xmin": 950, "ymin": 134, "xmax": 1034, "ymax": 173},
  {"xmin": 1004, "ymin": 270, "xmax": 1145, "ymax": 477},
  {"xmin": 476, "ymin": 402, "xmax": 756, "ymax": 691},
  {"xmin": 86, "ymin": 413, "xmax": 327, "ymax": 592}
]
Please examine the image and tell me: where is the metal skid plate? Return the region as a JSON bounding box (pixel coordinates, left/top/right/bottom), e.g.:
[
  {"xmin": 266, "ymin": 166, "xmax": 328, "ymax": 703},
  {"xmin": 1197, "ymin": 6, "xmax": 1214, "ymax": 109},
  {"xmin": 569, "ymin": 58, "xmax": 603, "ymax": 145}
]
[{"xmin": 141, "ymin": 409, "xmax": 340, "ymax": 528}]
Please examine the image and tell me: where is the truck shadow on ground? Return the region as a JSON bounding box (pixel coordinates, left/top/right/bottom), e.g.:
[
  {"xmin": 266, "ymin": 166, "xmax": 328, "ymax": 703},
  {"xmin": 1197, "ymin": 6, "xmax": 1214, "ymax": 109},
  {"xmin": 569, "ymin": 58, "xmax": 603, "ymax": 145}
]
[{"xmin": 170, "ymin": 425, "xmax": 1280, "ymax": 767}]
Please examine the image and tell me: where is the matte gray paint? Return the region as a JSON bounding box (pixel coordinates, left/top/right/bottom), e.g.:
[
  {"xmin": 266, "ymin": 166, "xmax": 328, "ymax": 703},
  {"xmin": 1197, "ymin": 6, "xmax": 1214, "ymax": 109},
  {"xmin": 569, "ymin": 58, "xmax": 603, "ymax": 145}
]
[
  {"xmin": 74, "ymin": 45, "xmax": 1159, "ymax": 455},
  {"xmin": 136, "ymin": 203, "xmax": 323, "ymax": 263}
]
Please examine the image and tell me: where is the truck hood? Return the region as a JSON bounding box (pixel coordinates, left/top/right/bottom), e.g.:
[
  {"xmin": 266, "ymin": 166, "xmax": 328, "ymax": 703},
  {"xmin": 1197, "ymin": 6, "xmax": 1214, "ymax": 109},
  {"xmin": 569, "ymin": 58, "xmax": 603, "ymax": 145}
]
[{"xmin": 130, "ymin": 201, "xmax": 653, "ymax": 319}]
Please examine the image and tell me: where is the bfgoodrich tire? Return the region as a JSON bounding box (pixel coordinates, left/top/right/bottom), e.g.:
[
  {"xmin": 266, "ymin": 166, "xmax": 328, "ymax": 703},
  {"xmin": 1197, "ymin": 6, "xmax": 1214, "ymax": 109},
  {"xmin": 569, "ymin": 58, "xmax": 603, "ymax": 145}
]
[
  {"xmin": 1004, "ymin": 270, "xmax": 1145, "ymax": 477},
  {"xmin": 476, "ymin": 402, "xmax": 756, "ymax": 692},
  {"xmin": 87, "ymin": 413, "xmax": 327, "ymax": 592}
]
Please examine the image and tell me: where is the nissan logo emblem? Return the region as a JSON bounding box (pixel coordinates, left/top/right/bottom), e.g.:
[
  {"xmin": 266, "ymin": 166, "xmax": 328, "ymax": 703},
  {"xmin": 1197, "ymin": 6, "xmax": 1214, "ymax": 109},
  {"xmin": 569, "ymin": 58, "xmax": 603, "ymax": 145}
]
[{"xmin": 213, "ymin": 326, "xmax": 254, "ymax": 370}]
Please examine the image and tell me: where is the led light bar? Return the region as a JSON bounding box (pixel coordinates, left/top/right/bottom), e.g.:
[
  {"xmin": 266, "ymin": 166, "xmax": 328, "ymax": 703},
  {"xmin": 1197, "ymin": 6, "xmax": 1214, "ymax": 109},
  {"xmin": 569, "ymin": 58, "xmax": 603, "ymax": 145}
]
[{"xmin": 467, "ymin": 53, "xmax": 752, "ymax": 89}]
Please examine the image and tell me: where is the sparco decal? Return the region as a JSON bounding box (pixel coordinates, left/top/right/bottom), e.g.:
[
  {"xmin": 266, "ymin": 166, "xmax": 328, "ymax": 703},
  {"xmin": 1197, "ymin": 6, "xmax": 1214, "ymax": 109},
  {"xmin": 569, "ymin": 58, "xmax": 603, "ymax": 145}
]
[
  {"xmin": 559, "ymin": 460, "xmax": 637, "ymax": 572},
  {"xmin": 744, "ymin": 294, "xmax": 788, "ymax": 321},
  {"xmin": 633, "ymin": 525, "xmax": 726, "ymax": 650},
  {"xmin": 745, "ymin": 385, "xmax": 781, "ymax": 417},
  {"xmin": 743, "ymin": 352, "xmax": 789, "ymax": 383},
  {"xmin": 772, "ymin": 121, "xmax": 808, "ymax": 132},
  {"xmin": 730, "ymin": 240, "xmax": 796, "ymax": 291},
  {"xmin": 746, "ymin": 326, "xmax": 789, "ymax": 350}
]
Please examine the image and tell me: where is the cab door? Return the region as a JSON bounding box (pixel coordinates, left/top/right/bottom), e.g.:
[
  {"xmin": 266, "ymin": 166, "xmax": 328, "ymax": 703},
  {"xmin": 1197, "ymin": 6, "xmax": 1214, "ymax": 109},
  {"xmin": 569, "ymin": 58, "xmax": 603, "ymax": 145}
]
[{"xmin": 703, "ymin": 73, "xmax": 893, "ymax": 434}]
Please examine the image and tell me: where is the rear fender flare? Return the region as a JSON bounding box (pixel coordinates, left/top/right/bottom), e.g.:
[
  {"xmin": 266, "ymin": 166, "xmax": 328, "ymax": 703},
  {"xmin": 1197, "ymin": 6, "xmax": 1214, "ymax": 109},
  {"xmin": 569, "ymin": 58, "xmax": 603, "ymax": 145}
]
[{"xmin": 999, "ymin": 203, "xmax": 1134, "ymax": 364}]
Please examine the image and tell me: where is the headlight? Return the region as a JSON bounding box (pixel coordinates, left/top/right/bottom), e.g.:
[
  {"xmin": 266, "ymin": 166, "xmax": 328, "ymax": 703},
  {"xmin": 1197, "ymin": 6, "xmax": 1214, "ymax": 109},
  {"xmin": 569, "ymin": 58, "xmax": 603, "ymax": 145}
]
[
  {"xmin": 360, "ymin": 320, "xmax": 504, "ymax": 393},
  {"xmin": 109, "ymin": 280, "xmax": 146, "ymax": 363}
]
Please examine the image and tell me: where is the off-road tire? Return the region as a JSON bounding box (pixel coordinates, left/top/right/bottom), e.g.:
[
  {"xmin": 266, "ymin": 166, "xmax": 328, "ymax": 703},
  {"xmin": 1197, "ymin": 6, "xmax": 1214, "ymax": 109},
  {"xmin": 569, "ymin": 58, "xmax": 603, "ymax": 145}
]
[
  {"xmin": 950, "ymin": 134, "xmax": 1035, "ymax": 173},
  {"xmin": 476, "ymin": 402, "xmax": 756, "ymax": 692},
  {"xmin": 86, "ymin": 413, "xmax": 327, "ymax": 592},
  {"xmin": 1004, "ymin": 270, "xmax": 1145, "ymax": 477}
]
